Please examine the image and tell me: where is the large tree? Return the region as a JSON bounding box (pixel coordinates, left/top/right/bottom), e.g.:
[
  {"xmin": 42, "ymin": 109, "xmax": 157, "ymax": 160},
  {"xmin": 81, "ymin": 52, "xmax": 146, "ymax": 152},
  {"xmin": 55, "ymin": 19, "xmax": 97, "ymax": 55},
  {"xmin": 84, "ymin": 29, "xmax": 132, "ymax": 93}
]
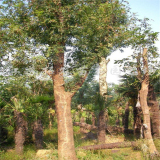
[
  {"xmin": 115, "ymin": 18, "xmax": 159, "ymax": 155},
  {"xmin": 0, "ymin": 0, "xmax": 131, "ymax": 159}
]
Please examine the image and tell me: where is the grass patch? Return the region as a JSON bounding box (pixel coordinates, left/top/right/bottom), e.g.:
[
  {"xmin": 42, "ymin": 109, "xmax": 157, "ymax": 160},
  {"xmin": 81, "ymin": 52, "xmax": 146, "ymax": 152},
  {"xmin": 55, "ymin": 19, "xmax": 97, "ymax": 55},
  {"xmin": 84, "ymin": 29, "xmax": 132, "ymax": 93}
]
[
  {"xmin": 0, "ymin": 145, "xmax": 36, "ymax": 160},
  {"xmin": 1, "ymin": 126, "xmax": 160, "ymax": 159},
  {"xmin": 43, "ymin": 128, "xmax": 58, "ymax": 149}
]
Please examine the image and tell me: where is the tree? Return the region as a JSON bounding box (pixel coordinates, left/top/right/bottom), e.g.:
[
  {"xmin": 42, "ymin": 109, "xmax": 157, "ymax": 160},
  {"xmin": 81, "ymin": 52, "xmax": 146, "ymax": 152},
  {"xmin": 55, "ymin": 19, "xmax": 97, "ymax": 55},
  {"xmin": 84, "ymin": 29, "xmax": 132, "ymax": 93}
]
[
  {"xmin": 11, "ymin": 96, "xmax": 28, "ymax": 155},
  {"xmin": 139, "ymin": 48, "xmax": 158, "ymax": 154},
  {"xmin": 115, "ymin": 18, "xmax": 159, "ymax": 155},
  {"xmin": 70, "ymin": 0, "xmax": 131, "ymax": 144},
  {"xmin": 1, "ymin": 0, "xmax": 132, "ymax": 159},
  {"xmin": 28, "ymin": 94, "xmax": 54, "ymax": 149},
  {"xmin": 0, "ymin": 77, "xmax": 30, "ymax": 154}
]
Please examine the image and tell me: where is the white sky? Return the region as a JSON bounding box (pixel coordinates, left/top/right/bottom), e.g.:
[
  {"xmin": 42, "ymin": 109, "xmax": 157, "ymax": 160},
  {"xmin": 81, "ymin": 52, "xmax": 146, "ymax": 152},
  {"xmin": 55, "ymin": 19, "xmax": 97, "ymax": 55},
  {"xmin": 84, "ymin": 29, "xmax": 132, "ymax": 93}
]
[{"xmin": 106, "ymin": 0, "xmax": 160, "ymax": 84}]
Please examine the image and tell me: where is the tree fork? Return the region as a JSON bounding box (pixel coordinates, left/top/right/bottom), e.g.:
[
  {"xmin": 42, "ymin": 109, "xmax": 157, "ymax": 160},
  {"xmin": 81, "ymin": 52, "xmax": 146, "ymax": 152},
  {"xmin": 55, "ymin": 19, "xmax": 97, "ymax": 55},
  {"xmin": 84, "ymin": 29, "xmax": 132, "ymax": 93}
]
[{"xmin": 53, "ymin": 52, "xmax": 77, "ymax": 160}]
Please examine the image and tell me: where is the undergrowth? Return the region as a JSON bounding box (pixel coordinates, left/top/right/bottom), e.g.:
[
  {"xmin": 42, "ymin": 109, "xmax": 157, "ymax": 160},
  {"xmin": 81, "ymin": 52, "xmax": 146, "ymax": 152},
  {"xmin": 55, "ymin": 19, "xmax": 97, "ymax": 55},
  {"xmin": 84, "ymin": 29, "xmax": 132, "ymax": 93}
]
[{"xmin": 0, "ymin": 126, "xmax": 160, "ymax": 160}]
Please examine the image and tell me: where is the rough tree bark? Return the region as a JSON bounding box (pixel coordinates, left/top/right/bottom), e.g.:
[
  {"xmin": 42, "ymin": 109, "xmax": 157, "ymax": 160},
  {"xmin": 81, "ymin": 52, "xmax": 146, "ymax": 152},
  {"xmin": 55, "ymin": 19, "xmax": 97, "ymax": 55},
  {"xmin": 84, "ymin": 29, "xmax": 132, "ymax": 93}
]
[
  {"xmin": 98, "ymin": 57, "xmax": 110, "ymax": 143},
  {"xmin": 53, "ymin": 52, "xmax": 77, "ymax": 160},
  {"xmin": 139, "ymin": 48, "xmax": 158, "ymax": 155},
  {"xmin": 123, "ymin": 102, "xmax": 129, "ymax": 133},
  {"xmin": 47, "ymin": 52, "xmax": 88, "ymax": 160},
  {"xmin": 148, "ymin": 84, "xmax": 160, "ymax": 138},
  {"xmin": 133, "ymin": 106, "xmax": 142, "ymax": 138},
  {"xmin": 51, "ymin": 52, "xmax": 87, "ymax": 160},
  {"xmin": 14, "ymin": 110, "xmax": 27, "ymax": 155},
  {"xmin": 98, "ymin": 110, "xmax": 106, "ymax": 143},
  {"xmin": 32, "ymin": 119, "xmax": 43, "ymax": 149}
]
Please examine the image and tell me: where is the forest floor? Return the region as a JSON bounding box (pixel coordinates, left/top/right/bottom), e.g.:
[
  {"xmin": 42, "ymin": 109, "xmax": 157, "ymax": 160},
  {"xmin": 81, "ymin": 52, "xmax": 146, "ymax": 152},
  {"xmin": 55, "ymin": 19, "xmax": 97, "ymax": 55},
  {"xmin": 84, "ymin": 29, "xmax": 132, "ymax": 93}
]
[{"xmin": 0, "ymin": 126, "xmax": 160, "ymax": 160}]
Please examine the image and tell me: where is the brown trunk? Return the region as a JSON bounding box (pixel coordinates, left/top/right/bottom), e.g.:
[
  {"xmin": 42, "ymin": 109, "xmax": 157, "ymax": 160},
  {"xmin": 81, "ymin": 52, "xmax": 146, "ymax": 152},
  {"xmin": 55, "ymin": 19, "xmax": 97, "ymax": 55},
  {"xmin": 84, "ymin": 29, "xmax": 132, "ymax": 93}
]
[
  {"xmin": 98, "ymin": 110, "xmax": 106, "ymax": 143},
  {"xmin": 133, "ymin": 106, "xmax": 142, "ymax": 138},
  {"xmin": 14, "ymin": 110, "xmax": 27, "ymax": 154},
  {"xmin": 53, "ymin": 52, "xmax": 77, "ymax": 160},
  {"xmin": 123, "ymin": 102, "xmax": 129, "ymax": 131},
  {"xmin": 148, "ymin": 85, "xmax": 160, "ymax": 138},
  {"xmin": 139, "ymin": 48, "xmax": 157, "ymax": 154},
  {"xmin": 80, "ymin": 141, "xmax": 137, "ymax": 150},
  {"xmin": 33, "ymin": 119, "xmax": 43, "ymax": 149}
]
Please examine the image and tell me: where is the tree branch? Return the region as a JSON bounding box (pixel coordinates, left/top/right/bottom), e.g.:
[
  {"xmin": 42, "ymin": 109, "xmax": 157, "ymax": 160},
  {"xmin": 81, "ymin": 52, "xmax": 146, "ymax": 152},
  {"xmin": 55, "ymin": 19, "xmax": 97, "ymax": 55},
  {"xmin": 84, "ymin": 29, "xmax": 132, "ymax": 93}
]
[{"xmin": 71, "ymin": 72, "xmax": 88, "ymax": 97}]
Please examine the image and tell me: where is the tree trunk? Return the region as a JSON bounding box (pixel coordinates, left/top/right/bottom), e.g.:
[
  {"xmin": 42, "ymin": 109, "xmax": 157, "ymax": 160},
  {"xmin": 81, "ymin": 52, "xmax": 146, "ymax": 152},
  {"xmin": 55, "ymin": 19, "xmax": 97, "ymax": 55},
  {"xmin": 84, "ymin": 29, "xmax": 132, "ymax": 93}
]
[
  {"xmin": 123, "ymin": 102, "xmax": 129, "ymax": 131},
  {"xmin": 80, "ymin": 141, "xmax": 137, "ymax": 150},
  {"xmin": 148, "ymin": 84, "xmax": 160, "ymax": 138},
  {"xmin": 53, "ymin": 52, "xmax": 77, "ymax": 160},
  {"xmin": 139, "ymin": 48, "xmax": 157, "ymax": 155},
  {"xmin": 98, "ymin": 110, "xmax": 106, "ymax": 143},
  {"xmin": 33, "ymin": 119, "xmax": 43, "ymax": 149},
  {"xmin": 98, "ymin": 57, "xmax": 110, "ymax": 143},
  {"xmin": 14, "ymin": 110, "xmax": 27, "ymax": 155},
  {"xmin": 133, "ymin": 106, "xmax": 142, "ymax": 138},
  {"xmin": 99, "ymin": 57, "xmax": 109, "ymax": 98}
]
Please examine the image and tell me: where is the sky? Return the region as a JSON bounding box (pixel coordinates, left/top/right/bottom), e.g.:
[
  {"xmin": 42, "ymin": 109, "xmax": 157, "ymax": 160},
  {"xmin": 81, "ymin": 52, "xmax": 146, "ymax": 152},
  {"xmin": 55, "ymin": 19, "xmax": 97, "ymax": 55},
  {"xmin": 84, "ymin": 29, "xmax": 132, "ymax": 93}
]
[{"xmin": 106, "ymin": 0, "xmax": 160, "ymax": 84}]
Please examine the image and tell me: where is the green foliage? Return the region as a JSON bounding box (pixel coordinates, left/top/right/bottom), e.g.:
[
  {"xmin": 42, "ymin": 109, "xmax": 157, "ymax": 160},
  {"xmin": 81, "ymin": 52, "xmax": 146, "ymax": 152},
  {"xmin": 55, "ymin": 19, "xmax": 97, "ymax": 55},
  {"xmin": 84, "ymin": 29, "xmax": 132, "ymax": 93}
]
[
  {"xmin": 0, "ymin": 74, "xmax": 54, "ymax": 135},
  {"xmin": 72, "ymin": 80, "xmax": 99, "ymax": 109},
  {"xmin": 29, "ymin": 95, "xmax": 54, "ymax": 104},
  {"xmin": 69, "ymin": 0, "xmax": 131, "ymax": 71},
  {"xmin": 26, "ymin": 94, "xmax": 54, "ymax": 122},
  {"xmin": 114, "ymin": 18, "xmax": 159, "ymax": 82},
  {"xmin": 32, "ymin": 55, "xmax": 48, "ymax": 71},
  {"xmin": 117, "ymin": 74, "xmax": 140, "ymax": 99},
  {"xmin": 0, "ymin": 0, "xmax": 132, "ymax": 79}
]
